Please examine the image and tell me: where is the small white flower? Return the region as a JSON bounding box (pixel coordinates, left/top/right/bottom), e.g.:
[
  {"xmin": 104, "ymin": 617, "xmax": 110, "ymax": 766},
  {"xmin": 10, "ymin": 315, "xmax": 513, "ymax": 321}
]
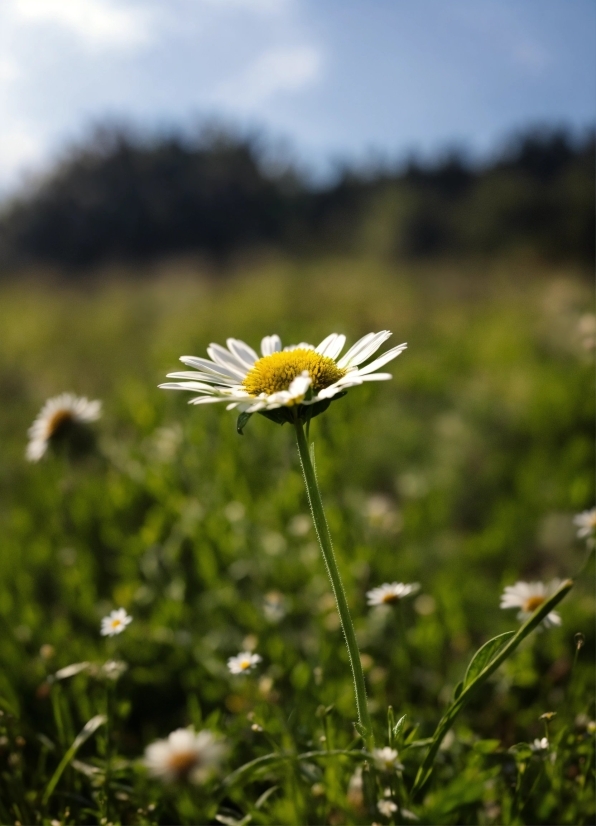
[
  {"xmin": 227, "ymin": 651, "xmax": 262, "ymax": 674},
  {"xmin": 26, "ymin": 393, "xmax": 101, "ymax": 462},
  {"xmin": 100, "ymin": 660, "xmax": 128, "ymax": 681},
  {"xmin": 144, "ymin": 727, "xmax": 225, "ymax": 784},
  {"xmin": 100, "ymin": 608, "xmax": 133, "ymax": 637},
  {"xmin": 377, "ymin": 798, "xmax": 398, "ymax": 817},
  {"xmin": 367, "ymin": 582, "xmax": 420, "ymax": 606},
  {"xmin": 159, "ymin": 331, "xmax": 407, "ymax": 421},
  {"xmin": 500, "ymin": 581, "xmax": 562, "ymax": 627},
  {"xmin": 373, "ymin": 747, "xmax": 403, "ymax": 772},
  {"xmin": 530, "ymin": 737, "xmax": 549, "ymax": 752},
  {"xmin": 573, "ymin": 507, "xmax": 596, "ymax": 539}
]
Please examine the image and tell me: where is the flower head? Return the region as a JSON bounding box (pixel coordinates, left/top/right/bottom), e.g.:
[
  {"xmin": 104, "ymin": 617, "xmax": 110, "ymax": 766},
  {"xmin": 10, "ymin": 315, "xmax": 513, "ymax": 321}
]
[
  {"xmin": 367, "ymin": 582, "xmax": 420, "ymax": 606},
  {"xmin": 144, "ymin": 727, "xmax": 225, "ymax": 784},
  {"xmin": 530, "ymin": 737, "xmax": 549, "ymax": 752},
  {"xmin": 160, "ymin": 332, "xmax": 406, "ymax": 429},
  {"xmin": 100, "ymin": 608, "xmax": 132, "ymax": 637},
  {"xmin": 573, "ymin": 508, "xmax": 596, "ymax": 540},
  {"xmin": 500, "ymin": 581, "xmax": 562, "ymax": 628},
  {"xmin": 227, "ymin": 651, "xmax": 262, "ymax": 674},
  {"xmin": 373, "ymin": 747, "xmax": 403, "ymax": 772},
  {"xmin": 377, "ymin": 798, "xmax": 398, "ymax": 817},
  {"xmin": 26, "ymin": 393, "xmax": 101, "ymax": 462}
]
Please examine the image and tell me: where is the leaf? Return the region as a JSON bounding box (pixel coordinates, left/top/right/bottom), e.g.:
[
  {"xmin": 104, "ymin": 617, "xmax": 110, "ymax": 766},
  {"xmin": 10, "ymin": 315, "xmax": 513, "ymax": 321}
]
[
  {"xmin": 236, "ymin": 412, "xmax": 252, "ymax": 435},
  {"xmin": 254, "ymin": 786, "xmax": 279, "ymax": 810},
  {"xmin": 411, "ymin": 579, "xmax": 573, "ymax": 797},
  {"xmin": 452, "ymin": 681, "xmax": 463, "ymax": 701},
  {"xmin": 463, "ymin": 632, "xmax": 515, "ymax": 688},
  {"xmin": 43, "ymin": 714, "xmax": 106, "ymax": 805}
]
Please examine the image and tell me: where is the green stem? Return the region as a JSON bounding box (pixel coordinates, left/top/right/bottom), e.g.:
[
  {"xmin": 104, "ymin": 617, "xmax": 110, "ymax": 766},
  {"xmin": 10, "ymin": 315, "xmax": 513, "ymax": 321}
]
[{"xmin": 294, "ymin": 419, "xmax": 374, "ymax": 748}]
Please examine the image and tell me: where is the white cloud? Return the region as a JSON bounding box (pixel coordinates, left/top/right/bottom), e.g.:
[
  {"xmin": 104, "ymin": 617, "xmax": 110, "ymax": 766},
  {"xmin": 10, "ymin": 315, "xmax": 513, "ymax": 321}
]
[
  {"xmin": 9, "ymin": 0, "xmax": 152, "ymax": 50},
  {"xmin": 216, "ymin": 45, "xmax": 322, "ymax": 107},
  {"xmin": 0, "ymin": 122, "xmax": 43, "ymax": 187}
]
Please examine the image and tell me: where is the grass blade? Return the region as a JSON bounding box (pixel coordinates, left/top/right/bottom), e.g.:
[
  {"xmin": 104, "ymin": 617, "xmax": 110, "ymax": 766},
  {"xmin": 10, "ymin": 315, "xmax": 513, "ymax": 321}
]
[{"xmin": 42, "ymin": 714, "xmax": 107, "ymax": 806}]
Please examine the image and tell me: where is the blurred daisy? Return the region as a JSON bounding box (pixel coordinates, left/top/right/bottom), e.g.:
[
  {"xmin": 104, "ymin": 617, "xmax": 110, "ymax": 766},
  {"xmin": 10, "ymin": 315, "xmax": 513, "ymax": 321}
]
[
  {"xmin": 573, "ymin": 507, "xmax": 596, "ymax": 540},
  {"xmin": 159, "ymin": 332, "xmax": 406, "ymax": 422},
  {"xmin": 100, "ymin": 608, "xmax": 132, "ymax": 637},
  {"xmin": 144, "ymin": 727, "xmax": 225, "ymax": 784},
  {"xmin": 367, "ymin": 582, "xmax": 420, "ymax": 606},
  {"xmin": 26, "ymin": 393, "xmax": 101, "ymax": 462},
  {"xmin": 227, "ymin": 651, "xmax": 262, "ymax": 674},
  {"xmin": 530, "ymin": 737, "xmax": 549, "ymax": 752},
  {"xmin": 373, "ymin": 747, "xmax": 403, "ymax": 772},
  {"xmin": 378, "ymin": 798, "xmax": 398, "ymax": 817},
  {"xmin": 500, "ymin": 581, "xmax": 562, "ymax": 627}
]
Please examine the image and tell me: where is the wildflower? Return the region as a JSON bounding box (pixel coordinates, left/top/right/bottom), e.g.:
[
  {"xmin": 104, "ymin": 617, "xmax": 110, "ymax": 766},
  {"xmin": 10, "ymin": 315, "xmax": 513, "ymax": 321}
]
[
  {"xmin": 159, "ymin": 331, "xmax": 406, "ymax": 427},
  {"xmin": 26, "ymin": 393, "xmax": 101, "ymax": 462},
  {"xmin": 500, "ymin": 581, "xmax": 562, "ymax": 627},
  {"xmin": 373, "ymin": 746, "xmax": 403, "ymax": 772},
  {"xmin": 377, "ymin": 799, "xmax": 398, "ymax": 817},
  {"xmin": 530, "ymin": 737, "xmax": 549, "ymax": 752},
  {"xmin": 100, "ymin": 608, "xmax": 133, "ymax": 637},
  {"xmin": 100, "ymin": 660, "xmax": 128, "ymax": 681},
  {"xmin": 367, "ymin": 582, "xmax": 420, "ymax": 606},
  {"xmin": 573, "ymin": 507, "xmax": 596, "ymax": 540},
  {"xmin": 144, "ymin": 727, "xmax": 225, "ymax": 784},
  {"xmin": 227, "ymin": 651, "xmax": 262, "ymax": 674}
]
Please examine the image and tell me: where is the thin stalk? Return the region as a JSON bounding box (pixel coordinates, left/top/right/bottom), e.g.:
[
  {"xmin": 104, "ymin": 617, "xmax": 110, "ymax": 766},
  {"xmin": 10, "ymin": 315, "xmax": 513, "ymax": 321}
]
[{"xmin": 294, "ymin": 419, "xmax": 374, "ymax": 748}]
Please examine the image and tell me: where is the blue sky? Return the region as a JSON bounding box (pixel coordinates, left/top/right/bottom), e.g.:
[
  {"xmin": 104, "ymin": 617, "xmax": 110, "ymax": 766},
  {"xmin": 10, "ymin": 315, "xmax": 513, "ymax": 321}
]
[{"xmin": 0, "ymin": 0, "xmax": 594, "ymax": 193}]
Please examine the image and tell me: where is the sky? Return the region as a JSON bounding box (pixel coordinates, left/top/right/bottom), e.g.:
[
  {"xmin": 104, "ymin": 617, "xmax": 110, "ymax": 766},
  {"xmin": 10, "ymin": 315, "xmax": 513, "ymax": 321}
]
[{"xmin": 0, "ymin": 0, "xmax": 594, "ymax": 194}]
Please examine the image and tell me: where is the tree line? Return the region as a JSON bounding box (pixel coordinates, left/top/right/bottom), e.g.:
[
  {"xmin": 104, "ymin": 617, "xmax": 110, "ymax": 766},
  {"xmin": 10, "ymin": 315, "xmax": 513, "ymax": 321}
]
[{"xmin": 0, "ymin": 125, "xmax": 593, "ymax": 272}]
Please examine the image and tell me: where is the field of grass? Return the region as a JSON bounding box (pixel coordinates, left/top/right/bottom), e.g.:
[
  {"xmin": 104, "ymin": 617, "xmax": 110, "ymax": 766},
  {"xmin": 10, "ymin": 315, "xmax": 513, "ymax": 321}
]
[{"xmin": 0, "ymin": 256, "xmax": 594, "ymax": 825}]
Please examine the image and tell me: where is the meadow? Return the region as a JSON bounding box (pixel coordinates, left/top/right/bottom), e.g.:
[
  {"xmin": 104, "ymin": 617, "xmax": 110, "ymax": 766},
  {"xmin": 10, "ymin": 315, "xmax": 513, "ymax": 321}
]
[{"xmin": 0, "ymin": 256, "xmax": 594, "ymax": 825}]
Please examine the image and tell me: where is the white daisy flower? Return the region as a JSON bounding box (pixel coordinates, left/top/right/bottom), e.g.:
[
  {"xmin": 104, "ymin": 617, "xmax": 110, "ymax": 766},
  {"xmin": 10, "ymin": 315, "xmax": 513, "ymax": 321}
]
[
  {"xmin": 373, "ymin": 747, "xmax": 404, "ymax": 772},
  {"xmin": 144, "ymin": 727, "xmax": 225, "ymax": 784},
  {"xmin": 500, "ymin": 581, "xmax": 562, "ymax": 628},
  {"xmin": 377, "ymin": 798, "xmax": 398, "ymax": 817},
  {"xmin": 159, "ymin": 331, "xmax": 407, "ymax": 428},
  {"xmin": 26, "ymin": 393, "xmax": 101, "ymax": 462},
  {"xmin": 366, "ymin": 582, "xmax": 420, "ymax": 606},
  {"xmin": 100, "ymin": 608, "xmax": 133, "ymax": 637},
  {"xmin": 573, "ymin": 507, "xmax": 596, "ymax": 539},
  {"xmin": 227, "ymin": 651, "xmax": 262, "ymax": 674},
  {"xmin": 530, "ymin": 737, "xmax": 549, "ymax": 752}
]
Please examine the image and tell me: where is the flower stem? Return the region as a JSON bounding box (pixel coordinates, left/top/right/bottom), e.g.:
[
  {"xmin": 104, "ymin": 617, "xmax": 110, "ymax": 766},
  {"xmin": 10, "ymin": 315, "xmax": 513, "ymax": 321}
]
[{"xmin": 294, "ymin": 419, "xmax": 374, "ymax": 748}]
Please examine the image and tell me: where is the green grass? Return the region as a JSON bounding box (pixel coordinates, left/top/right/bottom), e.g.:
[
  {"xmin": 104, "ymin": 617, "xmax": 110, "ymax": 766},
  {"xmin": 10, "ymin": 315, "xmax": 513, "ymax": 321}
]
[{"xmin": 0, "ymin": 256, "xmax": 593, "ymax": 824}]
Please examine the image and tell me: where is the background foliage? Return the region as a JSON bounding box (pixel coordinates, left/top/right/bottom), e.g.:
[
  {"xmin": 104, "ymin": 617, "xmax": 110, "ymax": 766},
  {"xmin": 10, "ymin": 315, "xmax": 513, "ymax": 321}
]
[{"xmin": 0, "ymin": 257, "xmax": 593, "ymax": 824}]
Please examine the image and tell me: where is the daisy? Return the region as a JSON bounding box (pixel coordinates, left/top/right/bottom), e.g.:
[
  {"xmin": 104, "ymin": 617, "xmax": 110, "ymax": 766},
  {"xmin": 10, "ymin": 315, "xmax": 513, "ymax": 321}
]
[
  {"xmin": 100, "ymin": 608, "xmax": 133, "ymax": 637},
  {"xmin": 530, "ymin": 737, "xmax": 549, "ymax": 752},
  {"xmin": 144, "ymin": 727, "xmax": 225, "ymax": 784},
  {"xmin": 573, "ymin": 507, "xmax": 596, "ymax": 539},
  {"xmin": 373, "ymin": 747, "xmax": 404, "ymax": 772},
  {"xmin": 377, "ymin": 799, "xmax": 398, "ymax": 817},
  {"xmin": 367, "ymin": 582, "xmax": 420, "ymax": 606},
  {"xmin": 227, "ymin": 651, "xmax": 262, "ymax": 674},
  {"xmin": 159, "ymin": 331, "xmax": 406, "ymax": 427},
  {"xmin": 26, "ymin": 393, "xmax": 101, "ymax": 462},
  {"xmin": 500, "ymin": 581, "xmax": 562, "ymax": 628}
]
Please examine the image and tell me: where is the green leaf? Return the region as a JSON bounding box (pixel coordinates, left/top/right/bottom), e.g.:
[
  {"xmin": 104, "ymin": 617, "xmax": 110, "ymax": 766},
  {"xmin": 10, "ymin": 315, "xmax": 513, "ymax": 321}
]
[
  {"xmin": 411, "ymin": 579, "xmax": 573, "ymax": 797},
  {"xmin": 452, "ymin": 681, "xmax": 463, "ymax": 701},
  {"xmin": 236, "ymin": 411, "xmax": 252, "ymax": 435},
  {"xmin": 463, "ymin": 631, "xmax": 515, "ymax": 688},
  {"xmin": 43, "ymin": 714, "xmax": 106, "ymax": 805}
]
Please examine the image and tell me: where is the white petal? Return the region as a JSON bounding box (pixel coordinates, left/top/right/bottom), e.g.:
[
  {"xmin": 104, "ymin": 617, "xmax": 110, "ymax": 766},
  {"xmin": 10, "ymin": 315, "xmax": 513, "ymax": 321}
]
[
  {"xmin": 207, "ymin": 344, "xmax": 249, "ymax": 378},
  {"xmin": 180, "ymin": 356, "xmax": 241, "ymax": 380},
  {"xmin": 159, "ymin": 382, "xmax": 218, "ymax": 392},
  {"xmin": 261, "ymin": 335, "xmax": 282, "ymax": 356},
  {"xmin": 353, "ymin": 343, "xmax": 407, "ymax": 375},
  {"xmin": 166, "ymin": 371, "xmax": 238, "ymax": 386},
  {"xmin": 226, "ymin": 338, "xmax": 259, "ymax": 368},
  {"xmin": 337, "ymin": 331, "xmax": 392, "ymax": 368},
  {"xmin": 316, "ymin": 333, "xmax": 346, "ymax": 359}
]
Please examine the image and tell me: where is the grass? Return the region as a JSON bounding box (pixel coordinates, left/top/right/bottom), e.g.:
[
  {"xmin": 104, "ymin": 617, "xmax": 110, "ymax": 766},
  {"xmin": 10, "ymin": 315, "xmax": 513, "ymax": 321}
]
[{"xmin": 0, "ymin": 255, "xmax": 593, "ymax": 824}]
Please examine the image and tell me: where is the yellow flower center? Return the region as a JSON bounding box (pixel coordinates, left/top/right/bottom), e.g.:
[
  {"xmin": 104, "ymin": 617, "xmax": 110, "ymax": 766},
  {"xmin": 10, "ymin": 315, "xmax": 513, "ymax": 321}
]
[
  {"xmin": 48, "ymin": 409, "xmax": 74, "ymax": 437},
  {"xmin": 168, "ymin": 750, "xmax": 199, "ymax": 775},
  {"xmin": 381, "ymin": 593, "xmax": 399, "ymax": 604},
  {"xmin": 242, "ymin": 349, "xmax": 346, "ymax": 396},
  {"xmin": 524, "ymin": 595, "xmax": 545, "ymax": 612},
  {"xmin": 111, "ymin": 619, "xmax": 122, "ymax": 629},
  {"xmin": 240, "ymin": 659, "xmax": 251, "ymax": 670}
]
